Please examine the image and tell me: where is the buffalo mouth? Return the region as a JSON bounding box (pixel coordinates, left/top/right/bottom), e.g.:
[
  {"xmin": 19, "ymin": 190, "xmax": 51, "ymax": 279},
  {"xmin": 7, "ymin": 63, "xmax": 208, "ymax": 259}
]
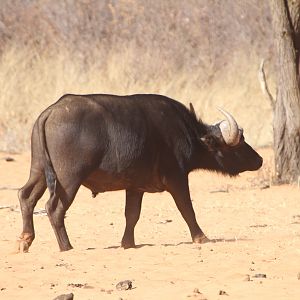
[
  {"xmin": 235, "ymin": 155, "xmax": 263, "ymax": 174},
  {"xmin": 249, "ymin": 155, "xmax": 263, "ymax": 171}
]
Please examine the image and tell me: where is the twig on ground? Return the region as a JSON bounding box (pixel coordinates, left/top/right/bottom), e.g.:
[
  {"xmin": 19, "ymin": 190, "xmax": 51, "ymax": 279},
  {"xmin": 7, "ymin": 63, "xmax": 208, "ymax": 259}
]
[{"xmin": 0, "ymin": 186, "xmax": 19, "ymax": 190}]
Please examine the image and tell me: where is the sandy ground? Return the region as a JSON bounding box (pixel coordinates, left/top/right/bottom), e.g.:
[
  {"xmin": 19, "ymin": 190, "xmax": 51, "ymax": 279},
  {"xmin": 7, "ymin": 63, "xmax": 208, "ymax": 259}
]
[{"xmin": 1, "ymin": 149, "xmax": 300, "ymax": 300}]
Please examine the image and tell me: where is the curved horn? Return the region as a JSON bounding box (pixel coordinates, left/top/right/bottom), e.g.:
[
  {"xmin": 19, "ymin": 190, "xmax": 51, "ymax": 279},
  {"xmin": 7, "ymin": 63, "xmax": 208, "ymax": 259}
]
[{"xmin": 217, "ymin": 107, "xmax": 240, "ymax": 146}]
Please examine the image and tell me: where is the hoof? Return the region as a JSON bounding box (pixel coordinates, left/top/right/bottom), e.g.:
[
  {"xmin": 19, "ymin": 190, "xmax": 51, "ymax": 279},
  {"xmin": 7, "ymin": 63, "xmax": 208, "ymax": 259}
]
[
  {"xmin": 15, "ymin": 239, "xmax": 30, "ymax": 253},
  {"xmin": 193, "ymin": 234, "xmax": 210, "ymax": 244},
  {"xmin": 121, "ymin": 241, "xmax": 136, "ymax": 249},
  {"xmin": 59, "ymin": 245, "xmax": 73, "ymax": 252}
]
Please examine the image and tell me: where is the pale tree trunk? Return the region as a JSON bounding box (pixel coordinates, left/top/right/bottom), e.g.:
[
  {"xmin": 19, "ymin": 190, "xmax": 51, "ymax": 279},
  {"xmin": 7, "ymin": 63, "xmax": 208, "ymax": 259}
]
[{"xmin": 270, "ymin": 0, "xmax": 300, "ymax": 183}]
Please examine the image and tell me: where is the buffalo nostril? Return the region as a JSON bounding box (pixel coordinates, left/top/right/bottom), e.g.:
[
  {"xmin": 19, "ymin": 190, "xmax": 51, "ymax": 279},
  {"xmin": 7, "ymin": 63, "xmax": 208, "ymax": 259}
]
[{"xmin": 257, "ymin": 156, "xmax": 263, "ymax": 168}]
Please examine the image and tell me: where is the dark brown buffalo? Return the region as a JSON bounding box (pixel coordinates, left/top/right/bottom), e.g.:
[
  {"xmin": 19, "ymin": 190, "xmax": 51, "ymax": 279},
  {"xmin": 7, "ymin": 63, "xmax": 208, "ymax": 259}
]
[{"xmin": 17, "ymin": 94, "xmax": 262, "ymax": 252}]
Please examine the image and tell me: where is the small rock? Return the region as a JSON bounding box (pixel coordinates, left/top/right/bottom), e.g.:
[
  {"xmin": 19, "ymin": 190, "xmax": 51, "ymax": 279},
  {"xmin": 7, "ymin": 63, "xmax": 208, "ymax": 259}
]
[
  {"xmin": 159, "ymin": 219, "xmax": 172, "ymax": 224},
  {"xmin": 259, "ymin": 183, "xmax": 270, "ymax": 190},
  {"xmin": 3, "ymin": 157, "xmax": 15, "ymax": 162},
  {"xmin": 243, "ymin": 274, "xmax": 251, "ymax": 281},
  {"xmin": 53, "ymin": 293, "xmax": 74, "ymax": 300},
  {"xmin": 219, "ymin": 290, "xmax": 228, "ymax": 295},
  {"xmin": 297, "ymin": 272, "xmax": 300, "ymax": 280},
  {"xmin": 116, "ymin": 280, "xmax": 133, "ymax": 291},
  {"xmin": 252, "ymin": 273, "xmax": 267, "ymax": 278},
  {"xmin": 249, "ymin": 224, "xmax": 267, "ymax": 228},
  {"xmin": 67, "ymin": 283, "xmax": 89, "ymax": 288},
  {"xmin": 18, "ymin": 285, "xmax": 23, "ymax": 289},
  {"xmin": 193, "ymin": 288, "xmax": 201, "ymax": 294},
  {"xmin": 50, "ymin": 283, "xmax": 56, "ymax": 289}
]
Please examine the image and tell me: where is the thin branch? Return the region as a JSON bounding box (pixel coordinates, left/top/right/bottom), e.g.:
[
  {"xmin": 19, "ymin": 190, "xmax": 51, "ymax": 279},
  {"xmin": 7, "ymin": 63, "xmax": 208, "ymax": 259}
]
[
  {"xmin": 258, "ymin": 59, "xmax": 275, "ymax": 110},
  {"xmin": 0, "ymin": 186, "xmax": 19, "ymax": 190}
]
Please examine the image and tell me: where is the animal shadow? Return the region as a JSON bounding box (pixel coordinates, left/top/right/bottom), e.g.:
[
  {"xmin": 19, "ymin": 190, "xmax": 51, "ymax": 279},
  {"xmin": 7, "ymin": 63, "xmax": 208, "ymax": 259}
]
[
  {"xmin": 162, "ymin": 237, "xmax": 251, "ymax": 247},
  {"xmin": 104, "ymin": 243, "xmax": 155, "ymax": 250}
]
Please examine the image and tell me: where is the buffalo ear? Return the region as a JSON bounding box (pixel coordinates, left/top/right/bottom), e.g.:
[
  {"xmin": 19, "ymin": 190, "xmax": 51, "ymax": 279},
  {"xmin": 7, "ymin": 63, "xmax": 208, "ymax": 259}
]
[
  {"xmin": 189, "ymin": 103, "xmax": 196, "ymax": 118},
  {"xmin": 200, "ymin": 134, "xmax": 217, "ymax": 150}
]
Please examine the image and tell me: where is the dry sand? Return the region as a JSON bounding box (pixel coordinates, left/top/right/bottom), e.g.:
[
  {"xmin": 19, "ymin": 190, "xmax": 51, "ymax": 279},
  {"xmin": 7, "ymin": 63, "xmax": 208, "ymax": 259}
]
[{"xmin": 1, "ymin": 149, "xmax": 300, "ymax": 300}]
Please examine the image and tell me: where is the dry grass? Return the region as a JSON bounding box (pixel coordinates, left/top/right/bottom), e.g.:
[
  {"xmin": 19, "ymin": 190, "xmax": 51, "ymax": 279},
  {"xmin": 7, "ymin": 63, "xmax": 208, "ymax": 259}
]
[
  {"xmin": 0, "ymin": 0, "xmax": 274, "ymax": 151},
  {"xmin": 0, "ymin": 45, "xmax": 273, "ymax": 152}
]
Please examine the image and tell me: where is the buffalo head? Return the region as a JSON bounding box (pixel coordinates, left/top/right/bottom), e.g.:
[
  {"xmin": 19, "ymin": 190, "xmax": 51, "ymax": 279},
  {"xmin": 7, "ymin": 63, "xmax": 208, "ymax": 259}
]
[{"xmin": 194, "ymin": 106, "xmax": 263, "ymax": 176}]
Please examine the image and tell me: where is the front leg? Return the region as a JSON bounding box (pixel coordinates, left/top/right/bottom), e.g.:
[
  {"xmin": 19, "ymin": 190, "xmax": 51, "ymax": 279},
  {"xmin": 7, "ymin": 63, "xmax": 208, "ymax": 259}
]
[{"xmin": 166, "ymin": 175, "xmax": 209, "ymax": 244}]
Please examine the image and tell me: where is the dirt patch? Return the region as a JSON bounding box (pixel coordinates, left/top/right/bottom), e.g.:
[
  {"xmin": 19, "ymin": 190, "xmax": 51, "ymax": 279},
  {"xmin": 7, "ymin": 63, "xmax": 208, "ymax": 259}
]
[{"xmin": 1, "ymin": 149, "xmax": 300, "ymax": 299}]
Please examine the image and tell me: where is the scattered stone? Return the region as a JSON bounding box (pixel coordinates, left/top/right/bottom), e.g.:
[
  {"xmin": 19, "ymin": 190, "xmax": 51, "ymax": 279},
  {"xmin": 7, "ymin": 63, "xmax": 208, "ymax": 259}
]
[
  {"xmin": 3, "ymin": 157, "xmax": 15, "ymax": 162},
  {"xmin": 252, "ymin": 273, "xmax": 267, "ymax": 278},
  {"xmin": 243, "ymin": 274, "xmax": 251, "ymax": 281},
  {"xmin": 219, "ymin": 290, "xmax": 228, "ymax": 295},
  {"xmin": 1, "ymin": 288, "xmax": 6, "ymax": 291},
  {"xmin": 250, "ymin": 224, "xmax": 268, "ymax": 228},
  {"xmin": 67, "ymin": 283, "xmax": 92, "ymax": 289},
  {"xmin": 193, "ymin": 288, "xmax": 201, "ymax": 294},
  {"xmin": 116, "ymin": 280, "xmax": 133, "ymax": 291},
  {"xmin": 259, "ymin": 183, "xmax": 270, "ymax": 190},
  {"xmin": 18, "ymin": 285, "xmax": 23, "ymax": 289},
  {"xmin": 55, "ymin": 263, "xmax": 74, "ymax": 271},
  {"xmin": 292, "ymin": 215, "xmax": 300, "ymax": 224},
  {"xmin": 297, "ymin": 272, "xmax": 300, "ymax": 280},
  {"xmin": 53, "ymin": 293, "xmax": 74, "ymax": 300},
  {"xmin": 210, "ymin": 188, "xmax": 229, "ymax": 193},
  {"xmin": 159, "ymin": 219, "xmax": 173, "ymax": 224}
]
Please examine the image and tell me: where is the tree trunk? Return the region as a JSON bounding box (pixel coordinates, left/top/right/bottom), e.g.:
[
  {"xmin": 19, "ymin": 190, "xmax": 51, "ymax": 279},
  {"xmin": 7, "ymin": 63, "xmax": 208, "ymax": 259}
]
[{"xmin": 270, "ymin": 0, "xmax": 300, "ymax": 183}]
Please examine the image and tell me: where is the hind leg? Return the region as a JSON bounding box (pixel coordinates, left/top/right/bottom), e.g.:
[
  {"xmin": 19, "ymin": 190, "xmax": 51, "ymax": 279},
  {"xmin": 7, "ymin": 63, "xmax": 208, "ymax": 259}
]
[
  {"xmin": 45, "ymin": 180, "xmax": 80, "ymax": 252},
  {"xmin": 121, "ymin": 190, "xmax": 144, "ymax": 249},
  {"xmin": 17, "ymin": 170, "xmax": 47, "ymax": 252}
]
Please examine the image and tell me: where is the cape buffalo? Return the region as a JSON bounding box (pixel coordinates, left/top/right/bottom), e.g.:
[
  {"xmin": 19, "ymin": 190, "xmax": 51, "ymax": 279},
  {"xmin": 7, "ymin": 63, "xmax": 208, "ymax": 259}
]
[{"xmin": 17, "ymin": 93, "xmax": 262, "ymax": 252}]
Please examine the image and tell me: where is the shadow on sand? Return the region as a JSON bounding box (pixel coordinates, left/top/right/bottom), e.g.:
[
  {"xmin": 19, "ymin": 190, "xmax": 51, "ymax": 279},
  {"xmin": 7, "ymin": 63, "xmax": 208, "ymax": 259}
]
[
  {"xmin": 101, "ymin": 237, "xmax": 251, "ymax": 249},
  {"xmin": 161, "ymin": 237, "xmax": 251, "ymax": 247},
  {"xmin": 104, "ymin": 243, "xmax": 155, "ymax": 250}
]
